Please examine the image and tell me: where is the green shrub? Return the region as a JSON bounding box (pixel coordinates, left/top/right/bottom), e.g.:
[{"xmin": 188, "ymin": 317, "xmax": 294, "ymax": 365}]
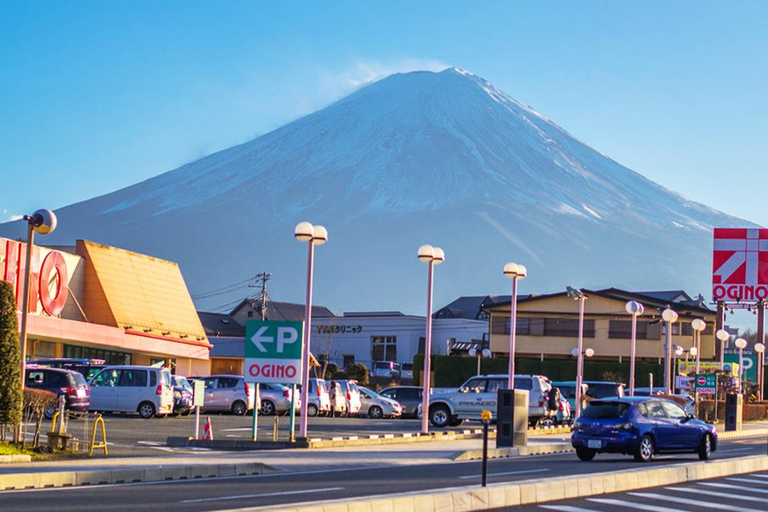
[
  {"xmin": 0, "ymin": 282, "xmax": 22, "ymax": 438},
  {"xmin": 344, "ymin": 363, "xmax": 370, "ymax": 386},
  {"xmin": 331, "ymin": 371, "xmax": 348, "ymax": 380}
]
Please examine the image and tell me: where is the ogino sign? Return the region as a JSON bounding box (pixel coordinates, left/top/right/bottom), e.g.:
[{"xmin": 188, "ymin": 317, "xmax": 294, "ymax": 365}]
[{"xmin": 245, "ymin": 321, "xmax": 304, "ymax": 384}]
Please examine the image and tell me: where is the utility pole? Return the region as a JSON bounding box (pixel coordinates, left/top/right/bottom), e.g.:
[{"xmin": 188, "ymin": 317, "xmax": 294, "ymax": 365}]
[{"xmin": 249, "ymin": 272, "xmax": 272, "ymax": 320}]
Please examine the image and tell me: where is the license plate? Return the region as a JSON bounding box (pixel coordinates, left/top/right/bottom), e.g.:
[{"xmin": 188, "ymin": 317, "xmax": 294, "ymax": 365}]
[
  {"xmin": 587, "ymin": 439, "xmax": 602, "ymax": 449},
  {"xmin": 76, "ymin": 388, "xmax": 86, "ymax": 398}
]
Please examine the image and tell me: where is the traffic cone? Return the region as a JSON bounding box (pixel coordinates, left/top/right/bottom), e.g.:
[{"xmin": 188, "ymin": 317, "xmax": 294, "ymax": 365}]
[{"xmin": 203, "ymin": 416, "xmax": 214, "ymax": 440}]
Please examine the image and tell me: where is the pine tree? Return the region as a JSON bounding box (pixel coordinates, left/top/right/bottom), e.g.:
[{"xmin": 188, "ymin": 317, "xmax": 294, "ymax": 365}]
[{"xmin": 0, "ymin": 281, "xmax": 22, "ymax": 432}]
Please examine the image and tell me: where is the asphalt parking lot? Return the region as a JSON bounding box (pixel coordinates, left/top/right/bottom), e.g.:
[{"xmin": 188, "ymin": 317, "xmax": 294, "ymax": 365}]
[{"xmin": 55, "ymin": 412, "xmax": 489, "ymax": 456}]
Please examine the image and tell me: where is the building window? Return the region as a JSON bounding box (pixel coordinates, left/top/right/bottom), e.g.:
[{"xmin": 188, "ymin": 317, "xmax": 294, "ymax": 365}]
[
  {"xmin": 543, "ymin": 318, "xmax": 595, "ymax": 337},
  {"xmin": 371, "ymin": 336, "xmax": 397, "ymax": 362},
  {"xmin": 609, "ymin": 320, "xmax": 651, "ymax": 339},
  {"xmin": 343, "ymin": 354, "xmax": 355, "ymax": 368},
  {"xmin": 247, "ymin": 311, "xmax": 253, "ymax": 318},
  {"xmin": 662, "ymin": 324, "xmax": 680, "ymax": 336}
]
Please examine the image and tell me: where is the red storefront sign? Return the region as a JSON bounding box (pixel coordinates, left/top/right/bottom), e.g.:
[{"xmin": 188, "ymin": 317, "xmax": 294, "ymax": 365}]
[
  {"xmin": 0, "ymin": 238, "xmax": 68, "ymax": 316},
  {"xmin": 712, "ymin": 228, "xmax": 768, "ymax": 302}
]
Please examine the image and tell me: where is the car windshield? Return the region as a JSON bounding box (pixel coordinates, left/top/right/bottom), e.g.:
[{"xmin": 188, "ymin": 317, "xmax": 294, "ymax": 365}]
[
  {"xmin": 586, "ymin": 383, "xmax": 622, "ymax": 399},
  {"xmin": 402, "ymin": 363, "xmax": 413, "ymax": 370},
  {"xmin": 71, "ymin": 372, "xmax": 87, "ymax": 386},
  {"xmin": 581, "ymin": 401, "xmax": 629, "ymax": 419},
  {"xmin": 175, "ymin": 376, "xmax": 191, "ymax": 389}
]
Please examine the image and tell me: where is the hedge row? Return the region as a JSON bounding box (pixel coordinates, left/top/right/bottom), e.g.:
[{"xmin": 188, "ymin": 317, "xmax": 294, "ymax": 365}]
[{"xmin": 413, "ymin": 354, "xmax": 664, "ymax": 388}]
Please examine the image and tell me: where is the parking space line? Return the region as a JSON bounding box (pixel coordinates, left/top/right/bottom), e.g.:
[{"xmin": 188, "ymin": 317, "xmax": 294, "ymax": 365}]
[
  {"xmin": 698, "ymin": 482, "xmax": 768, "ymax": 494},
  {"xmin": 667, "ymin": 486, "xmax": 767, "ymax": 502},
  {"xmin": 540, "ymin": 505, "xmax": 601, "ymax": 512},
  {"xmin": 180, "ymin": 487, "xmax": 344, "ymax": 503},
  {"xmin": 589, "ymin": 498, "xmax": 687, "ymax": 512},
  {"xmin": 458, "ymin": 468, "xmax": 549, "ymax": 479},
  {"xmin": 627, "ymin": 492, "xmax": 765, "ymax": 512},
  {"xmin": 725, "ymin": 477, "xmax": 768, "ymax": 485}
]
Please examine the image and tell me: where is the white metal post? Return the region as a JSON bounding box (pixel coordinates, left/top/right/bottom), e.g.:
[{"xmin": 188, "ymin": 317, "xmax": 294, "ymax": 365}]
[
  {"xmin": 629, "ymin": 313, "xmax": 638, "ymax": 396},
  {"xmin": 664, "ymin": 320, "xmax": 672, "ymax": 395},
  {"xmin": 19, "ymin": 222, "xmax": 35, "ymax": 393},
  {"xmin": 298, "ymin": 241, "xmax": 315, "ymax": 439},
  {"xmin": 420, "ymin": 260, "xmax": 434, "ymax": 434},
  {"xmin": 574, "ymin": 297, "xmax": 586, "ymax": 418},
  {"xmin": 507, "ymin": 277, "xmax": 518, "ymax": 390}
]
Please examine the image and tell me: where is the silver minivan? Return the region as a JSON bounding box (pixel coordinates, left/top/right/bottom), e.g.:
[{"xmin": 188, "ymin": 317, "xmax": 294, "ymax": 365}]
[
  {"xmin": 89, "ymin": 365, "xmax": 174, "ymax": 418},
  {"xmin": 198, "ymin": 375, "xmax": 255, "ymax": 415}
]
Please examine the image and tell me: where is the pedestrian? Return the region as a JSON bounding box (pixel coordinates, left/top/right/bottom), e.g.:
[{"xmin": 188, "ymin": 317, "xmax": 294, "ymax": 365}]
[{"xmin": 330, "ymin": 381, "xmax": 338, "ymax": 418}]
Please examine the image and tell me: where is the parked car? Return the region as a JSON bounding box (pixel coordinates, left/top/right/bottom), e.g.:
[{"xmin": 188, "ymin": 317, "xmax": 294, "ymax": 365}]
[
  {"xmin": 306, "ymin": 378, "xmax": 331, "ymax": 417},
  {"xmin": 358, "ymin": 386, "xmax": 402, "ymax": 419},
  {"xmin": 379, "ymin": 386, "xmax": 423, "ymax": 418},
  {"xmin": 193, "ymin": 375, "xmax": 255, "ymax": 416},
  {"xmin": 25, "ymin": 367, "xmax": 89, "ymax": 419},
  {"xmin": 257, "ymin": 382, "xmax": 299, "ymax": 416},
  {"xmin": 88, "ymin": 365, "xmax": 174, "ymax": 418},
  {"xmin": 372, "ymin": 361, "xmax": 401, "ymax": 379},
  {"xmin": 551, "ymin": 381, "xmax": 589, "ymax": 411},
  {"xmin": 583, "ymin": 381, "xmax": 625, "ymax": 399},
  {"xmin": 171, "ymin": 375, "xmax": 194, "ymax": 416},
  {"xmin": 332, "ymin": 379, "xmax": 362, "ymax": 415},
  {"xmin": 426, "ymin": 374, "xmax": 553, "ymax": 428},
  {"xmin": 400, "ymin": 362, "xmax": 414, "ymax": 381},
  {"xmin": 571, "ymin": 397, "xmax": 717, "ymax": 462},
  {"xmin": 29, "ymin": 358, "xmax": 106, "ymax": 381}
]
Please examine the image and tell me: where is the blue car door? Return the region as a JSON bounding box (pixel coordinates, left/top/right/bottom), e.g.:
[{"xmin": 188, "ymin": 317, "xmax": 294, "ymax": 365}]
[
  {"xmin": 645, "ymin": 400, "xmax": 679, "ymax": 449},
  {"xmin": 661, "ymin": 400, "xmax": 699, "ymax": 449}
]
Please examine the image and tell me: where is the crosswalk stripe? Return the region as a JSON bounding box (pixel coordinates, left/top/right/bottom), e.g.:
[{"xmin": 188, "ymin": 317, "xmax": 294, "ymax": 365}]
[
  {"xmin": 748, "ymin": 473, "xmax": 768, "ymax": 479},
  {"xmin": 699, "ymin": 481, "xmax": 768, "ymax": 495},
  {"xmin": 667, "ymin": 486, "xmax": 767, "ymax": 503},
  {"xmin": 588, "ymin": 498, "xmax": 686, "ymax": 511},
  {"xmin": 539, "ymin": 505, "xmax": 600, "ymax": 512},
  {"xmin": 725, "ymin": 477, "xmax": 768, "ymax": 486},
  {"xmin": 628, "ymin": 491, "xmax": 765, "ymax": 512}
]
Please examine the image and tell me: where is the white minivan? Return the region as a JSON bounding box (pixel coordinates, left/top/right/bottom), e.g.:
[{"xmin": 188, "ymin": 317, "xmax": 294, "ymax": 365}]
[{"xmin": 89, "ymin": 365, "xmax": 174, "ymax": 418}]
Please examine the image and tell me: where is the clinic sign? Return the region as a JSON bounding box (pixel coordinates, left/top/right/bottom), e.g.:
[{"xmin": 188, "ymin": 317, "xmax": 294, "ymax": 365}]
[
  {"xmin": 245, "ymin": 321, "xmax": 303, "ymax": 384},
  {"xmin": 0, "ymin": 237, "xmax": 69, "ymax": 316},
  {"xmin": 712, "ymin": 228, "xmax": 768, "ymax": 301}
]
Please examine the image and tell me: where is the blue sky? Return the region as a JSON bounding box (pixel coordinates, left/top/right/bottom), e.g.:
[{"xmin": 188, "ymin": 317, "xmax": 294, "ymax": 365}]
[{"xmin": 1, "ymin": 1, "xmax": 767, "ymax": 227}]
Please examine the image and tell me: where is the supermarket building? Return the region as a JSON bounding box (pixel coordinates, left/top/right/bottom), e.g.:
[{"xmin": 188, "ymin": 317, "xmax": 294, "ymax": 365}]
[{"xmin": 1, "ymin": 236, "xmax": 210, "ymax": 376}]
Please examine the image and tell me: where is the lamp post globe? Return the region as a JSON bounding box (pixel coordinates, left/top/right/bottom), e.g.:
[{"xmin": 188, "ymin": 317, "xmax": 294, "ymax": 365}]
[
  {"xmin": 691, "ymin": 319, "xmax": 706, "ymax": 332},
  {"xmin": 29, "ymin": 209, "xmax": 57, "ymax": 235},
  {"xmin": 735, "ymin": 338, "xmax": 747, "ymax": 349},
  {"xmin": 481, "ymin": 348, "xmax": 491, "ymax": 358},
  {"xmin": 716, "ymin": 329, "xmax": 730, "ymax": 342},
  {"xmin": 661, "ymin": 308, "xmax": 678, "ymax": 323},
  {"xmin": 312, "ymin": 225, "xmax": 328, "ymax": 245},
  {"xmin": 571, "ymin": 348, "xmax": 580, "ymax": 357},
  {"xmin": 417, "ymin": 245, "xmax": 435, "ymax": 262},
  {"xmin": 675, "ymin": 346, "xmax": 684, "ymax": 357},
  {"xmin": 294, "ymin": 221, "xmax": 314, "ymax": 241},
  {"xmin": 755, "ymin": 343, "xmax": 765, "ymax": 354},
  {"xmin": 689, "ymin": 346, "xmax": 698, "ymax": 357},
  {"xmin": 468, "ymin": 348, "xmax": 477, "ymax": 357},
  {"xmin": 625, "ymin": 301, "xmax": 644, "ymax": 315},
  {"xmin": 585, "ymin": 348, "xmax": 595, "ymax": 358}
]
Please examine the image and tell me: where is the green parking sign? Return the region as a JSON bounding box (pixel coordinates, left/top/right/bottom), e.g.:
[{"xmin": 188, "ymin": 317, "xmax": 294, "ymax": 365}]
[{"xmin": 245, "ymin": 321, "xmax": 304, "ymax": 384}]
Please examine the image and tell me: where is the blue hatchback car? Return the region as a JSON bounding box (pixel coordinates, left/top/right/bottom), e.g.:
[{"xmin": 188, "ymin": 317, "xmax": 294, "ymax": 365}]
[{"xmin": 571, "ymin": 397, "xmax": 717, "ymax": 462}]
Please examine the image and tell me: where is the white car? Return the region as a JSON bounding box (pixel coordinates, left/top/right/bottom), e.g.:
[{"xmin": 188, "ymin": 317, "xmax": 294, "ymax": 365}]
[
  {"xmin": 358, "ymin": 386, "xmax": 402, "ymax": 419},
  {"xmin": 332, "ymin": 379, "xmax": 362, "ymax": 415},
  {"xmin": 89, "ymin": 365, "xmax": 174, "ymax": 418}
]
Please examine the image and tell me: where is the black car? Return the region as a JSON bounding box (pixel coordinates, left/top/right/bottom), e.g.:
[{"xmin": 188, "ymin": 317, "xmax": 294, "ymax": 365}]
[
  {"xmin": 25, "ymin": 367, "xmax": 90, "ymax": 419},
  {"xmin": 172, "ymin": 375, "xmax": 194, "ymax": 416},
  {"xmin": 379, "ymin": 386, "xmax": 423, "ymax": 418},
  {"xmin": 29, "ymin": 358, "xmax": 106, "ymax": 381}
]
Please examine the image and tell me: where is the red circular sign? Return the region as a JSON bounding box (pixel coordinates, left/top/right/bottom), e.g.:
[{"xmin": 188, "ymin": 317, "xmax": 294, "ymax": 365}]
[{"xmin": 697, "ymin": 376, "xmax": 707, "ymax": 386}]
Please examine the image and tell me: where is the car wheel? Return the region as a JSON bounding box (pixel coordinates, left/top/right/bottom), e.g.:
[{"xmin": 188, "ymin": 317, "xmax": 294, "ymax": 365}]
[
  {"xmin": 634, "ymin": 435, "xmax": 655, "ymax": 462},
  {"xmin": 260, "ymin": 400, "xmax": 276, "ymax": 416},
  {"xmin": 307, "ymin": 404, "xmax": 319, "ymax": 417},
  {"xmin": 449, "ymin": 417, "xmax": 464, "ymax": 427},
  {"xmin": 231, "ymin": 401, "xmax": 247, "ymax": 416},
  {"xmin": 429, "ymin": 405, "xmax": 451, "ymax": 428},
  {"xmin": 576, "ymin": 447, "xmax": 596, "ymax": 461},
  {"xmin": 181, "ymin": 409, "xmax": 192, "ymax": 416},
  {"xmin": 368, "ymin": 406, "xmax": 384, "ymax": 419},
  {"xmin": 138, "ymin": 402, "xmax": 156, "ymax": 419},
  {"xmin": 698, "ymin": 434, "xmax": 713, "ymax": 460},
  {"xmin": 44, "ymin": 403, "xmax": 57, "ymax": 420}
]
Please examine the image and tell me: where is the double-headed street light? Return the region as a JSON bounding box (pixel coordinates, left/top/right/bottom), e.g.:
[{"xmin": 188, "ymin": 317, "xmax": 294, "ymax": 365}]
[
  {"xmin": 418, "ymin": 244, "xmax": 445, "ymax": 434},
  {"xmin": 691, "ymin": 319, "xmax": 707, "ymax": 375},
  {"xmin": 19, "ymin": 209, "xmax": 57, "ymax": 393},
  {"xmin": 716, "ymin": 329, "xmax": 730, "ymax": 366},
  {"xmin": 674, "ymin": 345, "xmax": 684, "ymax": 391},
  {"xmin": 566, "ymin": 286, "xmax": 588, "ymax": 416},
  {"xmin": 571, "ymin": 346, "xmax": 594, "ymax": 416},
  {"xmin": 469, "ymin": 347, "xmax": 491, "ymax": 376},
  {"xmin": 755, "ymin": 342, "xmax": 766, "ymax": 400},
  {"xmin": 734, "ymin": 337, "xmax": 747, "ymax": 393},
  {"xmin": 503, "ymin": 262, "xmax": 527, "ymax": 389},
  {"xmin": 294, "ymin": 222, "xmax": 328, "ymax": 439},
  {"xmin": 661, "ymin": 307, "xmax": 679, "ymax": 395},
  {"xmin": 625, "ymin": 301, "xmax": 645, "ymax": 396}
]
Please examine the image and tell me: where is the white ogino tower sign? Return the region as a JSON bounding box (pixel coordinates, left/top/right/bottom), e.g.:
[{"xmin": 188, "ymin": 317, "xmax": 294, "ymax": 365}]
[{"xmin": 245, "ymin": 320, "xmax": 304, "ymax": 384}]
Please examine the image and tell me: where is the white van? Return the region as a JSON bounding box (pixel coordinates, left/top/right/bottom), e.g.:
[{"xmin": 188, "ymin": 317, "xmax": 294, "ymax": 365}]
[{"xmin": 89, "ymin": 365, "xmax": 174, "ymax": 418}]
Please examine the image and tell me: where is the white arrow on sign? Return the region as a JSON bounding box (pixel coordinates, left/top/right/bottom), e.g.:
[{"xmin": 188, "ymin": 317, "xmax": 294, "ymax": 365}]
[{"xmin": 251, "ymin": 326, "xmax": 273, "ymax": 353}]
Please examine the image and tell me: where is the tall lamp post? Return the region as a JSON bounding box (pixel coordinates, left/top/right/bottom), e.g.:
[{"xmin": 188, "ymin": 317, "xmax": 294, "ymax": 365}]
[
  {"xmin": 716, "ymin": 329, "xmax": 730, "ymax": 366},
  {"xmin": 734, "ymin": 337, "xmax": 747, "ymax": 393},
  {"xmin": 294, "ymin": 221, "xmax": 328, "ymax": 440},
  {"xmin": 673, "ymin": 345, "xmax": 684, "ymax": 392},
  {"xmin": 418, "ymin": 244, "xmax": 445, "ymax": 434},
  {"xmin": 691, "ymin": 319, "xmax": 707, "ymax": 375},
  {"xmin": 625, "ymin": 301, "xmax": 645, "ymax": 396},
  {"xmin": 469, "ymin": 347, "xmax": 491, "ymax": 376},
  {"xmin": 755, "ymin": 342, "xmax": 765, "ymax": 401},
  {"xmin": 19, "ymin": 209, "xmax": 57, "ymax": 393},
  {"xmin": 571, "ymin": 347, "xmax": 594, "ymax": 416},
  {"xmin": 503, "ymin": 263, "xmax": 527, "ymax": 389},
  {"xmin": 567, "ymin": 287, "xmax": 587, "ymax": 417},
  {"xmin": 661, "ymin": 307, "xmax": 678, "ymax": 395}
]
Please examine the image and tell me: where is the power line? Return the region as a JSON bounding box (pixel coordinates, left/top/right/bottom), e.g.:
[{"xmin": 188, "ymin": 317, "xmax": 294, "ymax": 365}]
[{"xmin": 192, "ymin": 275, "xmax": 258, "ymax": 300}]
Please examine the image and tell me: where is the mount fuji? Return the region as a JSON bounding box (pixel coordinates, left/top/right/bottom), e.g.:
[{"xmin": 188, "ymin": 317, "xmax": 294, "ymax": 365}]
[{"xmin": 0, "ymin": 68, "xmax": 752, "ymax": 313}]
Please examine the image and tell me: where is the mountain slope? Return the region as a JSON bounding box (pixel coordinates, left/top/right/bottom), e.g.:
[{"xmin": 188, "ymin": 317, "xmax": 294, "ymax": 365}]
[{"xmin": 0, "ymin": 68, "xmax": 751, "ymax": 313}]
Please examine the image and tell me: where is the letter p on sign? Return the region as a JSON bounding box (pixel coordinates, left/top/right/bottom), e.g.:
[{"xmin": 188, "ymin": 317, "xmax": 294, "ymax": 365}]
[{"xmin": 277, "ymin": 327, "xmax": 299, "ymax": 353}]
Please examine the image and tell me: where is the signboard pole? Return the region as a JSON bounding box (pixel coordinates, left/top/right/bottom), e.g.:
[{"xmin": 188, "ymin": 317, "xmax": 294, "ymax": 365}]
[
  {"xmin": 288, "ymin": 384, "xmax": 296, "ymax": 442},
  {"xmin": 252, "ymin": 383, "xmax": 259, "ymax": 442},
  {"xmin": 195, "ymin": 405, "xmax": 200, "ymax": 440},
  {"xmin": 193, "ymin": 379, "xmax": 205, "ymax": 439}
]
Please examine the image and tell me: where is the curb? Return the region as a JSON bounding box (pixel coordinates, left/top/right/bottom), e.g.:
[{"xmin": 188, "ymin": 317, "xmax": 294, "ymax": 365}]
[
  {"xmin": 222, "ymin": 455, "xmax": 768, "ymax": 512},
  {"xmin": 0, "ymin": 455, "xmax": 32, "ymax": 464},
  {"xmin": 452, "ymin": 442, "xmax": 574, "ymax": 461},
  {"xmin": 718, "ymin": 428, "xmax": 768, "ymax": 440},
  {"xmin": 0, "ymin": 462, "xmax": 277, "ymax": 491}
]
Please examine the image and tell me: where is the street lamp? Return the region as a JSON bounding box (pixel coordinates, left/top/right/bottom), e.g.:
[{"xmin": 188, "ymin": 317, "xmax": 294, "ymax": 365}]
[
  {"xmin": 19, "ymin": 209, "xmax": 57, "ymax": 393},
  {"xmin": 673, "ymin": 345, "xmax": 684, "ymax": 392},
  {"xmin": 625, "ymin": 301, "xmax": 645, "ymax": 396},
  {"xmin": 503, "ymin": 262, "xmax": 527, "ymax": 389},
  {"xmin": 567, "ymin": 286, "xmax": 588, "ymax": 417},
  {"xmin": 716, "ymin": 329, "xmax": 730, "ymax": 366},
  {"xmin": 571, "ymin": 346, "xmax": 594, "ymax": 416},
  {"xmin": 469, "ymin": 347, "xmax": 492, "ymax": 376},
  {"xmin": 294, "ymin": 221, "xmax": 328, "ymax": 439},
  {"xmin": 755, "ymin": 342, "xmax": 765, "ymax": 400},
  {"xmin": 691, "ymin": 319, "xmax": 706, "ymax": 375},
  {"xmin": 661, "ymin": 307, "xmax": 679, "ymax": 395},
  {"xmin": 735, "ymin": 337, "xmax": 747, "ymax": 393},
  {"xmin": 418, "ymin": 244, "xmax": 445, "ymax": 434}
]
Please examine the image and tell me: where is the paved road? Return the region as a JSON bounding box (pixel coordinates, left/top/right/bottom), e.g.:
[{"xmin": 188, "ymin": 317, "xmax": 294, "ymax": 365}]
[
  {"xmin": 0, "ymin": 437, "xmax": 764, "ymax": 511},
  {"xmin": 513, "ymin": 469, "xmax": 768, "ymax": 511}
]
